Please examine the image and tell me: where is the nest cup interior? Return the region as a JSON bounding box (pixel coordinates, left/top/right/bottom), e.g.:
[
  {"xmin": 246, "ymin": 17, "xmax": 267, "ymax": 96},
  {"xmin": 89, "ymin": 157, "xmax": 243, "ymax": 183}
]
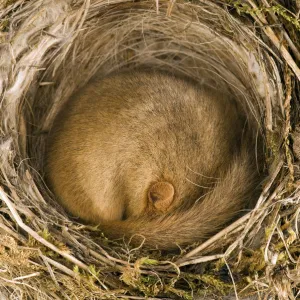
[
  {"xmin": 9, "ymin": 0, "xmax": 278, "ymax": 265},
  {"xmin": 31, "ymin": 1, "xmax": 278, "ymax": 246},
  {"xmin": 1, "ymin": 0, "xmax": 294, "ymax": 298},
  {"xmin": 30, "ymin": 2, "xmax": 272, "ymax": 216}
]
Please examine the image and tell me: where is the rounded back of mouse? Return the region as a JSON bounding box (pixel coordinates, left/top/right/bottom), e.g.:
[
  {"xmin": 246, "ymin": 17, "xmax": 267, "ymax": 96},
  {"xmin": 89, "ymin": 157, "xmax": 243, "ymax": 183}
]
[{"xmin": 46, "ymin": 71, "xmax": 245, "ymax": 224}]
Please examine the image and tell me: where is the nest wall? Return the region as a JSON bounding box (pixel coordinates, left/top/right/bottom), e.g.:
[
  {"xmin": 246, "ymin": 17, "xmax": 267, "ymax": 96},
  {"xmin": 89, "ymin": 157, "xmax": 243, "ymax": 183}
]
[{"xmin": 0, "ymin": 0, "xmax": 299, "ymax": 299}]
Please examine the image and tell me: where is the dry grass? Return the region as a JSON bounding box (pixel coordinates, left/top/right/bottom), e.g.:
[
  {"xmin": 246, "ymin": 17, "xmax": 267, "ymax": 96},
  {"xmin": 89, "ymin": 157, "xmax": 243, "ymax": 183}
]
[{"xmin": 0, "ymin": 0, "xmax": 299, "ymax": 299}]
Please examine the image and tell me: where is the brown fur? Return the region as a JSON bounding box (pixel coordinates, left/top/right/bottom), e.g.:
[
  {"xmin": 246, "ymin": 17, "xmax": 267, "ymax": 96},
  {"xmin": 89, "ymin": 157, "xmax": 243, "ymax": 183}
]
[{"xmin": 46, "ymin": 71, "xmax": 259, "ymax": 250}]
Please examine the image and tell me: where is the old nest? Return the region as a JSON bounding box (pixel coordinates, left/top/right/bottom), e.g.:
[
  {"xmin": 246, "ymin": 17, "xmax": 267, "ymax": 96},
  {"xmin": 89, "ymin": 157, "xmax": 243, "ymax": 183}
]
[{"xmin": 0, "ymin": 0, "xmax": 300, "ymax": 299}]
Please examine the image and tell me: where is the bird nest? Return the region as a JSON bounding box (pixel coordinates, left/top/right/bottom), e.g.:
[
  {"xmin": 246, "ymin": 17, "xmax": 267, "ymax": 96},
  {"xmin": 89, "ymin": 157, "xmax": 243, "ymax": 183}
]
[{"xmin": 0, "ymin": 0, "xmax": 299, "ymax": 299}]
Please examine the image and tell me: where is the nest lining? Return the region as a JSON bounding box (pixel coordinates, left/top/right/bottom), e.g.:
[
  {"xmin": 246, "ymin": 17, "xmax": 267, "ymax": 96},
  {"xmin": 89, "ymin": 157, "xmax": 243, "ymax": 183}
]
[{"xmin": 0, "ymin": 0, "xmax": 299, "ymax": 299}]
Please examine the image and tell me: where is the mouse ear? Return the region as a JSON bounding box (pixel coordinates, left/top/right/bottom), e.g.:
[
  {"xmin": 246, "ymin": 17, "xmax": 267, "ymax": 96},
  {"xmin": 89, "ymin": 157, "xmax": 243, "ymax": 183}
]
[{"xmin": 148, "ymin": 181, "xmax": 175, "ymax": 212}]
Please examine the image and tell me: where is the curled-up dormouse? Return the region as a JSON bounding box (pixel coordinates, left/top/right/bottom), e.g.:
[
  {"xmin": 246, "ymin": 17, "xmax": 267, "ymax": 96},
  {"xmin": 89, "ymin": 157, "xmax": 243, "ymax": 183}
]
[{"xmin": 46, "ymin": 71, "xmax": 261, "ymax": 250}]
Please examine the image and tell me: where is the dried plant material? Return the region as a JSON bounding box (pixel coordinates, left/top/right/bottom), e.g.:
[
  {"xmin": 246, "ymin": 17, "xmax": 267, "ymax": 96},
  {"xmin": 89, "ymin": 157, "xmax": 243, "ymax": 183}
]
[{"xmin": 0, "ymin": 0, "xmax": 299, "ymax": 299}]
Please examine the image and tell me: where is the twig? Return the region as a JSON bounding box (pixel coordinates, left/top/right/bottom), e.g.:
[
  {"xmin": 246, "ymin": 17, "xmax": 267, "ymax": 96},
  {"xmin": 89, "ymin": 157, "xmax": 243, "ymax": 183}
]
[
  {"xmin": 217, "ymin": 160, "xmax": 284, "ymax": 259},
  {"xmin": 61, "ymin": 227, "xmax": 116, "ymax": 267},
  {"xmin": 255, "ymin": 160, "xmax": 284, "ymax": 208},
  {"xmin": 260, "ymin": 57, "xmax": 273, "ymax": 131},
  {"xmin": 40, "ymin": 252, "xmax": 59, "ymax": 287},
  {"xmin": 276, "ymin": 224, "xmax": 297, "ymax": 264},
  {"xmin": 68, "ymin": 228, "xmax": 132, "ymax": 268},
  {"xmin": 260, "ymin": 0, "xmax": 300, "ymax": 61},
  {"xmin": 0, "ymin": 221, "xmax": 26, "ymax": 243},
  {"xmin": 224, "ymin": 258, "xmax": 239, "ymax": 300},
  {"xmin": 0, "ymin": 275, "xmax": 40, "ymax": 292},
  {"xmin": 247, "ymin": 0, "xmax": 300, "ymax": 81},
  {"xmin": 41, "ymin": 254, "xmax": 115, "ymax": 292},
  {"xmin": 13, "ymin": 272, "xmax": 41, "ymax": 281},
  {"xmin": 292, "ymin": 206, "xmax": 300, "ymax": 237},
  {"xmin": 176, "ymin": 254, "xmax": 224, "ymax": 268},
  {"xmin": 40, "ymin": 255, "xmax": 80, "ymax": 278},
  {"xmin": 264, "ymin": 214, "xmax": 280, "ymax": 263},
  {"xmin": 0, "ymin": 190, "xmax": 110, "ymax": 290},
  {"xmin": 0, "ymin": 187, "xmax": 89, "ymax": 271},
  {"xmin": 166, "ymin": 0, "xmax": 176, "ymax": 17},
  {"xmin": 178, "ymin": 213, "xmax": 251, "ymax": 261},
  {"xmin": 283, "ymin": 67, "xmax": 294, "ymax": 183},
  {"xmin": 25, "ymin": 170, "xmax": 47, "ymax": 204},
  {"xmin": 155, "ymin": 0, "xmax": 159, "ymax": 14}
]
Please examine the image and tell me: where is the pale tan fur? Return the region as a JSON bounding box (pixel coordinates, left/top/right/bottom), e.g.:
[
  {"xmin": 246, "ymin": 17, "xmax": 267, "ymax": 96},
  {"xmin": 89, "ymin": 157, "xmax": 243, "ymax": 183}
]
[{"xmin": 46, "ymin": 71, "xmax": 259, "ymax": 250}]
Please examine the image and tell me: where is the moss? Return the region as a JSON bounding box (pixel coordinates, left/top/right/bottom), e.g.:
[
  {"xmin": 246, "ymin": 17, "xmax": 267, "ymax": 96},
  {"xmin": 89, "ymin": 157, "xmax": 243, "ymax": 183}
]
[
  {"xmin": 3, "ymin": 0, "xmax": 16, "ymax": 8},
  {"xmin": 27, "ymin": 228, "xmax": 70, "ymax": 257},
  {"xmin": 240, "ymin": 248, "xmax": 266, "ymax": 273},
  {"xmin": 166, "ymin": 286, "xmax": 193, "ymax": 300},
  {"xmin": 120, "ymin": 269, "xmax": 161, "ymax": 296},
  {"xmin": 228, "ymin": 0, "xmax": 300, "ymax": 31},
  {"xmin": 268, "ymin": 5, "xmax": 300, "ymax": 31},
  {"xmin": 120, "ymin": 258, "xmax": 162, "ymax": 297},
  {"xmin": 178, "ymin": 271, "xmax": 233, "ymax": 297},
  {"xmin": 0, "ymin": 19, "xmax": 9, "ymax": 32},
  {"xmin": 88, "ymin": 264, "xmax": 101, "ymax": 277},
  {"xmin": 265, "ymin": 129, "xmax": 282, "ymax": 164}
]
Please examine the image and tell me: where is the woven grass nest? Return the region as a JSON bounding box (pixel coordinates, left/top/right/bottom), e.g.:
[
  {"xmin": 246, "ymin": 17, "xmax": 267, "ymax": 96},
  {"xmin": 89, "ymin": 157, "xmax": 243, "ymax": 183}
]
[{"xmin": 0, "ymin": 0, "xmax": 300, "ymax": 299}]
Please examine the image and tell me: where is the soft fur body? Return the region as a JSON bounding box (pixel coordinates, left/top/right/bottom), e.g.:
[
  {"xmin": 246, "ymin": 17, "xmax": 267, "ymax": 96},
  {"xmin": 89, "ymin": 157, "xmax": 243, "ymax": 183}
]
[{"xmin": 46, "ymin": 71, "xmax": 259, "ymax": 250}]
